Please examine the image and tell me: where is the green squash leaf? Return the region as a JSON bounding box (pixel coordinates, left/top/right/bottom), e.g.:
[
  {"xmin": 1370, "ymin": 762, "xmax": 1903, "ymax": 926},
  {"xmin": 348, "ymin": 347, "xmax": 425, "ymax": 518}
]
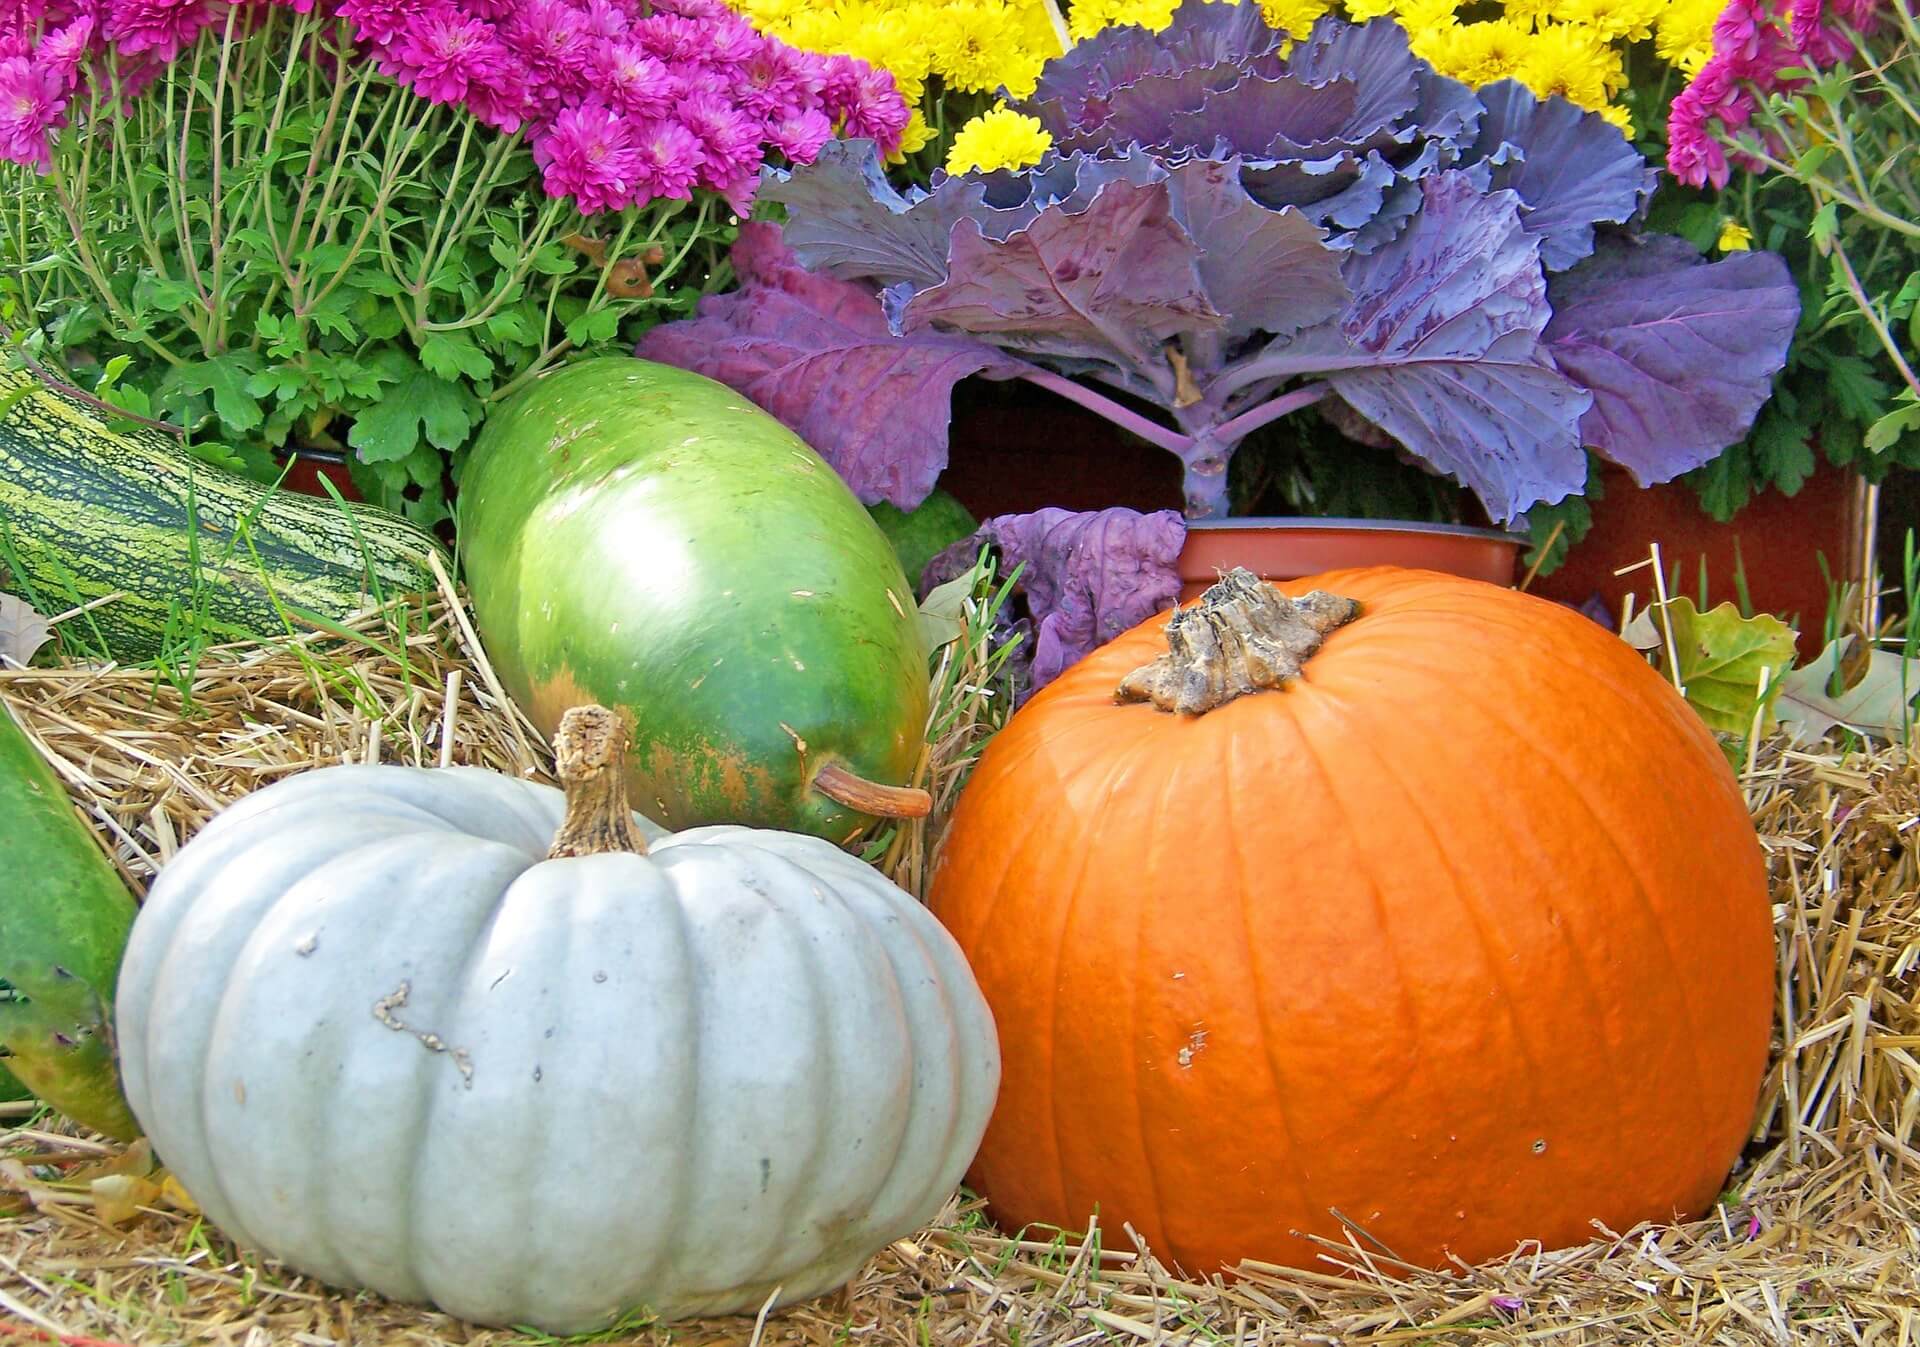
[
  {"xmin": 1653, "ymin": 597, "xmax": 1799, "ymax": 735},
  {"xmin": 1776, "ymin": 641, "xmax": 1920, "ymax": 743}
]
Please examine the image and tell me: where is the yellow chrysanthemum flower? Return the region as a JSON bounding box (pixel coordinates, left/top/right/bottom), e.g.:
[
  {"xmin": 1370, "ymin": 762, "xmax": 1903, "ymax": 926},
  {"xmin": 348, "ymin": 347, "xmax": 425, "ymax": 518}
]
[
  {"xmin": 946, "ymin": 104, "xmax": 1055, "ymax": 173},
  {"xmin": 1392, "ymin": 0, "xmax": 1460, "ymax": 37},
  {"xmin": 1343, "ymin": 0, "xmax": 1397, "ymax": 20},
  {"xmin": 929, "ymin": 1, "xmax": 1030, "ymax": 93},
  {"xmin": 1551, "ymin": 0, "xmax": 1662, "ymax": 43},
  {"xmin": 1260, "ymin": 0, "xmax": 1334, "ymax": 38},
  {"xmin": 1416, "ymin": 19, "xmax": 1533, "ymax": 88},
  {"xmin": 1655, "ymin": 0, "xmax": 1721, "ymax": 75},
  {"xmin": 1717, "ymin": 220, "xmax": 1754, "ymax": 251},
  {"xmin": 1517, "ymin": 22, "xmax": 1613, "ymax": 109},
  {"xmin": 1598, "ymin": 102, "xmax": 1635, "ymax": 136}
]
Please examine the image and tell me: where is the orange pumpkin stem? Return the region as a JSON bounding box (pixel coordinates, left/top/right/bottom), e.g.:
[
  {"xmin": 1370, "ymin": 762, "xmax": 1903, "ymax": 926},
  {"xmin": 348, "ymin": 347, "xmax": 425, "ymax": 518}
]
[
  {"xmin": 1115, "ymin": 567, "xmax": 1357, "ymax": 715},
  {"xmin": 548, "ymin": 704, "xmax": 651, "ymax": 858}
]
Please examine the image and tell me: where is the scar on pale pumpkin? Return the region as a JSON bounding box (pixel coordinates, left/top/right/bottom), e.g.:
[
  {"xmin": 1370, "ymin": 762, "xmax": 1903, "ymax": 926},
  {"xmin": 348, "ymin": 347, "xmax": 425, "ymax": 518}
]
[
  {"xmin": 1117, "ymin": 567, "xmax": 1358, "ymax": 716},
  {"xmin": 549, "ymin": 705, "xmax": 651, "ymax": 859}
]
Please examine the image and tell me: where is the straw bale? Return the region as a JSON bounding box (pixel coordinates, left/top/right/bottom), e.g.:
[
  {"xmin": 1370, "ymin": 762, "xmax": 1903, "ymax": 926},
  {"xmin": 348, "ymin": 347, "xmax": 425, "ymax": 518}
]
[{"xmin": 2, "ymin": 592, "xmax": 1915, "ymax": 1346}]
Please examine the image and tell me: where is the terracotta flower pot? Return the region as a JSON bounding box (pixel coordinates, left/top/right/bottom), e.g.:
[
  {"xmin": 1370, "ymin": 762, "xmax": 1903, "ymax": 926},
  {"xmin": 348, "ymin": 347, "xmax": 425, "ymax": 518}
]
[
  {"xmin": 275, "ymin": 446, "xmax": 362, "ymax": 504},
  {"xmin": 1179, "ymin": 517, "xmax": 1525, "ymax": 600},
  {"xmin": 1529, "ymin": 461, "xmax": 1872, "ymax": 660}
]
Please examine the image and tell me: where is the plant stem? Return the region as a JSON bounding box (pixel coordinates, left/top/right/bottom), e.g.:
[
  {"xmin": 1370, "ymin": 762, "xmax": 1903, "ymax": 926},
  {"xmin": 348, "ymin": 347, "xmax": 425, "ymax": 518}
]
[
  {"xmin": 1014, "ymin": 367, "xmax": 1193, "ymax": 456},
  {"xmin": 1212, "ymin": 382, "xmax": 1331, "ymax": 443}
]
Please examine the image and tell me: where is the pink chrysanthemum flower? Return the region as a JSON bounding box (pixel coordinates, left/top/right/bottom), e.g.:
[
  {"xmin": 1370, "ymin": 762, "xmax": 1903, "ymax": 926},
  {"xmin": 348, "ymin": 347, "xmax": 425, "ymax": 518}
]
[
  {"xmin": 1667, "ymin": 86, "xmax": 1735, "ymax": 187},
  {"xmin": 629, "ymin": 115, "xmax": 701, "ymax": 200},
  {"xmin": 592, "ymin": 40, "xmax": 674, "ymax": 120},
  {"xmin": 651, "ymin": 0, "xmax": 733, "ymax": 19},
  {"xmin": 735, "ymin": 36, "xmax": 809, "ymax": 117},
  {"xmin": 833, "ymin": 63, "xmax": 910, "ymax": 151},
  {"xmin": 704, "ymin": 16, "xmax": 762, "ymax": 67},
  {"xmin": 382, "ymin": 2, "xmax": 506, "ymax": 107},
  {"xmin": 0, "ymin": 54, "xmax": 69, "ymax": 170},
  {"xmin": 465, "ymin": 71, "xmax": 536, "ymax": 132},
  {"xmin": 104, "ymin": 0, "xmax": 221, "ymax": 61},
  {"xmin": 579, "ymin": 0, "xmax": 630, "ymax": 43},
  {"xmin": 1789, "ymin": 0, "xmax": 1855, "ymax": 62},
  {"xmin": 766, "ymin": 106, "xmax": 832, "ymax": 163},
  {"xmin": 39, "ymin": 14, "xmax": 97, "ymax": 86},
  {"xmin": 507, "ymin": 0, "xmax": 591, "ymax": 101},
  {"xmin": 533, "ymin": 99, "xmax": 641, "ymax": 215},
  {"xmin": 336, "ymin": 0, "xmax": 421, "ymax": 49},
  {"xmin": 675, "ymin": 90, "xmax": 760, "ymax": 170},
  {"xmin": 631, "ymin": 12, "xmax": 710, "ymax": 65}
]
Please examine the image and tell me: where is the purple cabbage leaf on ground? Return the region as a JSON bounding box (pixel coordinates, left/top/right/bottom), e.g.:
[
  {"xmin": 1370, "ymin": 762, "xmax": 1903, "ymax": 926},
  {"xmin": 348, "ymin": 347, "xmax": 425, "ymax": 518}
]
[{"xmin": 922, "ymin": 508, "xmax": 1187, "ymax": 695}]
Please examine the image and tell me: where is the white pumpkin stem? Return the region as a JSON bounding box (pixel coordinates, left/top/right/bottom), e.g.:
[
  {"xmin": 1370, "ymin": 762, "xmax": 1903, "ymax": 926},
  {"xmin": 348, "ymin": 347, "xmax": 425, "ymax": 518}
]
[
  {"xmin": 549, "ymin": 705, "xmax": 651, "ymax": 858},
  {"xmin": 812, "ymin": 761, "xmax": 933, "ymax": 819},
  {"xmin": 1115, "ymin": 567, "xmax": 1358, "ymax": 716}
]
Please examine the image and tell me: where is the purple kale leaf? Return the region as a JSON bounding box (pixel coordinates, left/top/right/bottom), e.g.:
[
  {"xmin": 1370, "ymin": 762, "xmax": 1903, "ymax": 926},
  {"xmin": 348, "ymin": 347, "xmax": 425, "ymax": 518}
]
[
  {"xmin": 1463, "ymin": 81, "xmax": 1657, "ymax": 272},
  {"xmin": 891, "ymin": 175, "xmax": 1225, "ymax": 382},
  {"xmin": 758, "ymin": 139, "xmax": 985, "ymax": 290},
  {"xmin": 1027, "ymin": 0, "xmax": 1287, "ymax": 144},
  {"xmin": 1164, "ymin": 158, "xmax": 1349, "ymax": 339},
  {"xmin": 635, "ymin": 222, "xmax": 1027, "ymax": 509},
  {"xmin": 1235, "ymin": 171, "xmax": 1591, "ymax": 520},
  {"xmin": 1543, "ymin": 235, "xmax": 1800, "ymax": 485},
  {"xmin": 925, "ymin": 507, "xmax": 1187, "ymax": 695}
]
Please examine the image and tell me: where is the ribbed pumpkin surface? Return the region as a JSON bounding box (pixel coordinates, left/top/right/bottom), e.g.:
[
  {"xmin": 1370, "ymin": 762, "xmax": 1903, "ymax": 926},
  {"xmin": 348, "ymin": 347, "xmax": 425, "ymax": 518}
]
[{"xmin": 927, "ymin": 567, "xmax": 1774, "ymax": 1274}]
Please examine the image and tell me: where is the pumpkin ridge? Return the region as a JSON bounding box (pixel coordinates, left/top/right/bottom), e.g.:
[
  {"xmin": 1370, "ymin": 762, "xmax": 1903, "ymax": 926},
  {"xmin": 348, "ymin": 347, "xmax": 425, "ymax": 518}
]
[
  {"xmin": 855, "ymin": 873, "xmax": 971, "ymax": 1235},
  {"xmin": 1041, "ymin": 727, "xmax": 1168, "ymax": 1229},
  {"xmin": 746, "ymin": 847, "xmax": 847, "ymax": 1277},
  {"xmin": 1121, "ymin": 739, "xmax": 1184, "ymax": 1253},
  {"xmin": 1431, "ymin": 670, "xmax": 1726, "ymax": 1144},
  {"xmin": 1326, "ymin": 695, "xmax": 1561, "ymax": 1162},
  {"xmin": 1219, "ymin": 728, "xmax": 1323, "ymax": 1239},
  {"xmin": 650, "ymin": 869, "xmax": 707, "ymax": 1296},
  {"xmin": 1386, "ymin": 683, "xmax": 1637, "ymax": 1165},
  {"xmin": 390, "ymin": 843, "xmax": 535, "ymax": 1306}
]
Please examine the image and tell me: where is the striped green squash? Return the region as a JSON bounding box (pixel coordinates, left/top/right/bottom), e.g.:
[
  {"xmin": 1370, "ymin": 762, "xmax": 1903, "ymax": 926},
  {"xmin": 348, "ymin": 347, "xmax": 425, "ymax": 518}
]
[{"xmin": 0, "ymin": 370, "xmax": 445, "ymax": 661}]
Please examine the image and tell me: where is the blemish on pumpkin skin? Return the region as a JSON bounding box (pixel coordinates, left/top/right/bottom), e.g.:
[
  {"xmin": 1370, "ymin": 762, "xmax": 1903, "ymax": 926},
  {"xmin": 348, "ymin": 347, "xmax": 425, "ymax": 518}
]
[
  {"xmin": 371, "ymin": 980, "xmax": 476, "ymax": 1089},
  {"xmin": 1176, "ymin": 1027, "xmax": 1208, "ymax": 1068}
]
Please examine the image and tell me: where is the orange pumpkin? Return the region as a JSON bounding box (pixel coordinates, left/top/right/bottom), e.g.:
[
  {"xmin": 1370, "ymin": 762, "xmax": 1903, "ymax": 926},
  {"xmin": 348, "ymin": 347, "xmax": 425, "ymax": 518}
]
[{"xmin": 928, "ymin": 566, "xmax": 1774, "ymax": 1274}]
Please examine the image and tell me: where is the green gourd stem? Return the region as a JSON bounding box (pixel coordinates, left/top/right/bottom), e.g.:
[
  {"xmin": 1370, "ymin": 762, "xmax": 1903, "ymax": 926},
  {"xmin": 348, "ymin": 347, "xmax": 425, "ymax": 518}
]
[
  {"xmin": 548, "ymin": 705, "xmax": 651, "ymax": 859},
  {"xmin": 1116, "ymin": 567, "xmax": 1359, "ymax": 716},
  {"xmin": 812, "ymin": 761, "xmax": 932, "ymax": 820}
]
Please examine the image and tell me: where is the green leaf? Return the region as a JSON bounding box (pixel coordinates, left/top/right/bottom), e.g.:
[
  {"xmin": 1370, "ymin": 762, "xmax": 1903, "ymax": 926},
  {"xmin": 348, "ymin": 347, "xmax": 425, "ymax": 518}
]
[
  {"xmin": 1864, "ymin": 397, "xmax": 1920, "ymax": 454},
  {"xmin": 347, "ymin": 371, "xmax": 478, "ymax": 463},
  {"xmin": 1809, "ymin": 202, "xmax": 1840, "ymax": 252},
  {"xmin": 166, "ymin": 352, "xmax": 265, "ymax": 434},
  {"xmin": 1794, "ymin": 143, "xmax": 1834, "ymax": 177},
  {"xmin": 245, "ymin": 365, "xmax": 309, "ymax": 404},
  {"xmin": 1749, "ymin": 412, "xmax": 1816, "ymax": 495},
  {"xmin": 918, "ymin": 572, "xmax": 972, "ymax": 650},
  {"xmin": 1823, "ymin": 354, "xmax": 1887, "ymax": 425},
  {"xmin": 1776, "ymin": 640, "xmax": 1920, "ymax": 742},
  {"xmin": 419, "ymin": 331, "xmax": 492, "ymax": 382},
  {"xmin": 485, "ymin": 309, "xmax": 534, "ymax": 345},
  {"xmin": 530, "ymin": 242, "xmax": 576, "ymax": 275},
  {"xmin": 1522, "ymin": 491, "xmax": 1593, "ymax": 578},
  {"xmin": 135, "ymin": 274, "xmax": 197, "ymax": 314},
  {"xmin": 1652, "ymin": 598, "xmax": 1799, "ymax": 736}
]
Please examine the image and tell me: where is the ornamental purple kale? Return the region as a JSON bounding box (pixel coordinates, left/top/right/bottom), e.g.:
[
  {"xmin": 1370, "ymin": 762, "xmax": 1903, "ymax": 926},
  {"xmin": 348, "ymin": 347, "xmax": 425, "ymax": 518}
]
[{"xmin": 639, "ymin": 0, "xmax": 1800, "ymax": 684}]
